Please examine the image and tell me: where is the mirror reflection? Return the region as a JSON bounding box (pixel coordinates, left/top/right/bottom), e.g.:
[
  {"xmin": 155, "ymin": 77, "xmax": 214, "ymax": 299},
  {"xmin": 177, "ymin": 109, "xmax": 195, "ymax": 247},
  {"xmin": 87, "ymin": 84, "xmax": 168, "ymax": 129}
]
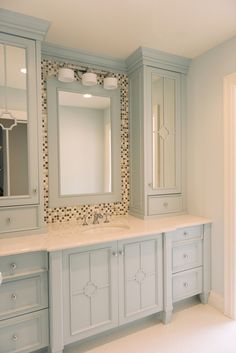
[
  {"xmin": 58, "ymin": 91, "xmax": 112, "ymax": 195},
  {"xmin": 0, "ymin": 44, "xmax": 28, "ymax": 197},
  {"xmin": 152, "ymin": 74, "xmax": 176, "ymax": 189}
]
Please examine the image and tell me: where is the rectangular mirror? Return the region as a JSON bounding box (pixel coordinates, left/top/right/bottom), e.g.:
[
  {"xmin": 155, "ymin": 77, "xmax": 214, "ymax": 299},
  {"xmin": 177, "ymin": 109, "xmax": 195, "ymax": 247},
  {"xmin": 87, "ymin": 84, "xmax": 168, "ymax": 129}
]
[
  {"xmin": 151, "ymin": 73, "xmax": 177, "ymax": 190},
  {"xmin": 47, "ymin": 77, "xmax": 121, "ymax": 207},
  {"xmin": 58, "ymin": 91, "xmax": 111, "ymax": 195},
  {"xmin": 0, "ymin": 43, "xmax": 29, "ymax": 198}
]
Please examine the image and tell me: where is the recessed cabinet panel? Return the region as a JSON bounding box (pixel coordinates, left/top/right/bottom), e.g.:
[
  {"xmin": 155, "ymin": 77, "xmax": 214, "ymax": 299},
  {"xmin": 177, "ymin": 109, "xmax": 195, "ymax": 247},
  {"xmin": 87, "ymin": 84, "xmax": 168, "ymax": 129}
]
[
  {"xmin": 119, "ymin": 235, "xmax": 163, "ymax": 325},
  {"xmin": 63, "ymin": 243, "xmax": 118, "ymax": 344},
  {"xmin": 0, "ymin": 310, "xmax": 49, "ymax": 353},
  {"xmin": 0, "ymin": 273, "xmax": 48, "ymax": 320}
]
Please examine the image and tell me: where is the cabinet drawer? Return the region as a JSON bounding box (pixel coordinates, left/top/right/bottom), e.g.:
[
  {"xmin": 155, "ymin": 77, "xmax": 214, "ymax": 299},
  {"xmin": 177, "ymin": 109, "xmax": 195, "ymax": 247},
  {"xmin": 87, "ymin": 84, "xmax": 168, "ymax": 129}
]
[
  {"xmin": 0, "ymin": 309, "xmax": 49, "ymax": 353},
  {"xmin": 172, "ymin": 240, "xmax": 202, "ymax": 273},
  {"xmin": 0, "ymin": 207, "xmax": 38, "ymax": 234},
  {"xmin": 148, "ymin": 195, "xmax": 183, "ymax": 216},
  {"xmin": 0, "ymin": 273, "xmax": 48, "ymax": 320},
  {"xmin": 174, "ymin": 225, "xmax": 204, "ymax": 242},
  {"xmin": 172, "ymin": 268, "xmax": 202, "ymax": 303},
  {"xmin": 0, "ymin": 252, "xmax": 48, "ymax": 279}
]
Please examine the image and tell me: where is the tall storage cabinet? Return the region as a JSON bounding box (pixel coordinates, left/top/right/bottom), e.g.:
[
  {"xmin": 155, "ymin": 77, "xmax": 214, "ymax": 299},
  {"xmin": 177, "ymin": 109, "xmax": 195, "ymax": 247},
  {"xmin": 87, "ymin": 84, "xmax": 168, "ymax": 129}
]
[
  {"xmin": 127, "ymin": 47, "xmax": 191, "ymax": 218},
  {"xmin": 0, "ymin": 9, "xmax": 50, "ymax": 235}
]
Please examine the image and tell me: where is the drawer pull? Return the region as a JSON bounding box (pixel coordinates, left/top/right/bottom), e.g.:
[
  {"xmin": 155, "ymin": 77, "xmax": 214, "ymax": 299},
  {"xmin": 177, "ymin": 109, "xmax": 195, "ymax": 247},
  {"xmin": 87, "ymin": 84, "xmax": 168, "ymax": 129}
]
[
  {"xmin": 10, "ymin": 263, "xmax": 17, "ymax": 271},
  {"xmin": 11, "ymin": 293, "xmax": 17, "ymax": 301},
  {"xmin": 12, "ymin": 334, "xmax": 18, "ymax": 342},
  {"xmin": 6, "ymin": 217, "xmax": 11, "ymax": 224},
  {"xmin": 183, "ymin": 282, "xmax": 189, "ymax": 288},
  {"xmin": 119, "ymin": 250, "xmax": 123, "ymax": 256},
  {"xmin": 183, "ymin": 253, "xmax": 189, "ymax": 259},
  {"xmin": 163, "ymin": 202, "xmax": 168, "ymax": 208}
]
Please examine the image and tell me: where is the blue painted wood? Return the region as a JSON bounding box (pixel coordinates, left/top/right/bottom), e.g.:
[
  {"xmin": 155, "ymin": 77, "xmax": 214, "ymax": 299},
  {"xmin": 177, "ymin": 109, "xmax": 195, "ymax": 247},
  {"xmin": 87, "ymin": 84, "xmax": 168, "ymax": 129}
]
[
  {"xmin": 47, "ymin": 77, "xmax": 121, "ymax": 207},
  {"xmin": 0, "ymin": 9, "xmax": 50, "ymax": 40},
  {"xmin": 126, "ymin": 46, "xmax": 191, "ymax": 75},
  {"xmin": 42, "ymin": 42, "xmax": 127, "ymax": 74}
]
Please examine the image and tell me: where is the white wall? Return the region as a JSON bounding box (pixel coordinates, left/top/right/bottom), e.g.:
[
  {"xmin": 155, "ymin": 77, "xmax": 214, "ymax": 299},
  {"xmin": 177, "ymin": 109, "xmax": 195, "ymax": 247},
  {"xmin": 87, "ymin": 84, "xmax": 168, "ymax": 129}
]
[{"xmin": 187, "ymin": 35, "xmax": 236, "ymax": 299}]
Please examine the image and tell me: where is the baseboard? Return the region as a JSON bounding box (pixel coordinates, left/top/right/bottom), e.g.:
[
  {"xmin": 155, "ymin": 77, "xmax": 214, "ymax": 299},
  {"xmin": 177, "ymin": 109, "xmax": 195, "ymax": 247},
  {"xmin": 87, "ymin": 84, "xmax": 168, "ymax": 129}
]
[{"xmin": 208, "ymin": 291, "xmax": 224, "ymax": 313}]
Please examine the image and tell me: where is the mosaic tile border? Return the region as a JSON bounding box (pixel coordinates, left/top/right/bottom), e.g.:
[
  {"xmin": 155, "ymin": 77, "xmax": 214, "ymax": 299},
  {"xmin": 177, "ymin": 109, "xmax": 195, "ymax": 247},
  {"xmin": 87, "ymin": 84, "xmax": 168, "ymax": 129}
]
[{"xmin": 41, "ymin": 59, "xmax": 129, "ymax": 223}]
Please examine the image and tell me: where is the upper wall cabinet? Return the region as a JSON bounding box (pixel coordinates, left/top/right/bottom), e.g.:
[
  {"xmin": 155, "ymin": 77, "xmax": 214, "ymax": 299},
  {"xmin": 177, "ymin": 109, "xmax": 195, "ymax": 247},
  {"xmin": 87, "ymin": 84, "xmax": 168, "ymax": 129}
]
[
  {"xmin": 127, "ymin": 47, "xmax": 190, "ymax": 218},
  {"xmin": 0, "ymin": 9, "xmax": 50, "ymax": 235}
]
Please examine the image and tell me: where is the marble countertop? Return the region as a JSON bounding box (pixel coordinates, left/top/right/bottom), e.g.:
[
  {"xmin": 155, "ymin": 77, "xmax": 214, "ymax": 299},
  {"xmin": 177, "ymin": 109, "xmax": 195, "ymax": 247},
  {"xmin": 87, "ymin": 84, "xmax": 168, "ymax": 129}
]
[{"xmin": 0, "ymin": 214, "xmax": 211, "ymax": 257}]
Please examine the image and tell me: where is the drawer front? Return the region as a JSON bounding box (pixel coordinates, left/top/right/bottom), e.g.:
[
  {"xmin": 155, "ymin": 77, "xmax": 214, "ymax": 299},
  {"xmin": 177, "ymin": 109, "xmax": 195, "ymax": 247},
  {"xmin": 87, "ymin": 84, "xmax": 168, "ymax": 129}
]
[
  {"xmin": 148, "ymin": 195, "xmax": 183, "ymax": 216},
  {"xmin": 0, "ymin": 309, "xmax": 49, "ymax": 353},
  {"xmin": 0, "ymin": 207, "xmax": 38, "ymax": 234},
  {"xmin": 172, "ymin": 268, "xmax": 202, "ymax": 302},
  {"xmin": 0, "ymin": 273, "xmax": 48, "ymax": 320},
  {"xmin": 0, "ymin": 252, "xmax": 48, "ymax": 278},
  {"xmin": 174, "ymin": 225, "xmax": 204, "ymax": 242},
  {"xmin": 172, "ymin": 240, "xmax": 202, "ymax": 273}
]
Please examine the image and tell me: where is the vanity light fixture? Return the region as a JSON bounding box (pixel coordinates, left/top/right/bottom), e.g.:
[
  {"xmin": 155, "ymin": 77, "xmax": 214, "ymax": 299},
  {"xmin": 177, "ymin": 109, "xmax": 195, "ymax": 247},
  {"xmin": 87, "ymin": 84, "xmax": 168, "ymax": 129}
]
[
  {"xmin": 57, "ymin": 67, "xmax": 118, "ymax": 90},
  {"xmin": 104, "ymin": 76, "xmax": 118, "ymax": 90},
  {"xmin": 58, "ymin": 68, "xmax": 75, "ymax": 82},
  {"xmin": 82, "ymin": 72, "xmax": 97, "ymax": 86}
]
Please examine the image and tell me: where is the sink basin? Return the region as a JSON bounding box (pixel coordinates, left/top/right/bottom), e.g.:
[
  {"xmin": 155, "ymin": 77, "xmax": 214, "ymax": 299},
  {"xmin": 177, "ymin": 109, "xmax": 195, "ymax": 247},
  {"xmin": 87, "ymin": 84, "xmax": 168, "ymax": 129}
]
[{"xmin": 81, "ymin": 224, "xmax": 130, "ymax": 235}]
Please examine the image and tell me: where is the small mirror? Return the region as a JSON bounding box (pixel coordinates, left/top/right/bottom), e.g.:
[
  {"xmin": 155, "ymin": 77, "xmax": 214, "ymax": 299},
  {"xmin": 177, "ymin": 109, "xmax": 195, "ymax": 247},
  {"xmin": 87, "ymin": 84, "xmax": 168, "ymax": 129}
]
[{"xmin": 47, "ymin": 77, "xmax": 121, "ymax": 207}]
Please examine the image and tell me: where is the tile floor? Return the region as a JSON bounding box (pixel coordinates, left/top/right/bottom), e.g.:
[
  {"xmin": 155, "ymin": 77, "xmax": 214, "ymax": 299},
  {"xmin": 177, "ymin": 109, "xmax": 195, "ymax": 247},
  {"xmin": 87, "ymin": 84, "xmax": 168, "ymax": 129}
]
[{"xmin": 64, "ymin": 299, "xmax": 236, "ymax": 353}]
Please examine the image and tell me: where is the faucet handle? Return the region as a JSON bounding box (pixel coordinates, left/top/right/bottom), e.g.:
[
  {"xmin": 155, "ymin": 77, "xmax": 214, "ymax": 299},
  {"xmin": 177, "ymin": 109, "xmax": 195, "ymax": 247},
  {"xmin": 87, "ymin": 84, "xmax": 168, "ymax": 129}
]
[
  {"xmin": 80, "ymin": 215, "xmax": 88, "ymax": 226},
  {"xmin": 104, "ymin": 213, "xmax": 110, "ymax": 223}
]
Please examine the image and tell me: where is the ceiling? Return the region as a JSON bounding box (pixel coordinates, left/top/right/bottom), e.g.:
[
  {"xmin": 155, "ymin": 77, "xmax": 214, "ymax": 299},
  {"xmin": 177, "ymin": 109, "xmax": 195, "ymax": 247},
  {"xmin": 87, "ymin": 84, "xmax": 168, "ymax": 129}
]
[{"xmin": 1, "ymin": 0, "xmax": 236, "ymax": 60}]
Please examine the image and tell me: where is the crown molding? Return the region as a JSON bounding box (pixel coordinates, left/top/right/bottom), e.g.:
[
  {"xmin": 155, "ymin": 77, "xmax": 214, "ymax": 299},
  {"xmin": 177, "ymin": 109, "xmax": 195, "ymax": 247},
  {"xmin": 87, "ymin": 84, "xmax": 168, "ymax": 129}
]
[
  {"xmin": 42, "ymin": 42, "xmax": 127, "ymax": 74},
  {"xmin": 0, "ymin": 8, "xmax": 50, "ymax": 41},
  {"xmin": 126, "ymin": 46, "xmax": 191, "ymax": 74}
]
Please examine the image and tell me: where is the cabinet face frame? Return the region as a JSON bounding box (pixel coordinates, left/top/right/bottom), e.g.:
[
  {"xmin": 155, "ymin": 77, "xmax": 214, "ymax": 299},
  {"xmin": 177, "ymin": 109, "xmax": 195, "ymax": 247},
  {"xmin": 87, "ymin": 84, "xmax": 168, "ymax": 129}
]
[
  {"xmin": 0, "ymin": 33, "xmax": 39, "ymax": 207},
  {"xmin": 145, "ymin": 66, "xmax": 182, "ymax": 196}
]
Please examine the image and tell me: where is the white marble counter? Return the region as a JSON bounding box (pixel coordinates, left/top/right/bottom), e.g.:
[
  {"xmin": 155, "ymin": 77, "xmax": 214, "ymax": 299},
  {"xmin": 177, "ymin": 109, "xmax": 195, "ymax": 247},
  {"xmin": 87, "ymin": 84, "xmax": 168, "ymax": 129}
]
[{"xmin": 0, "ymin": 214, "xmax": 211, "ymax": 257}]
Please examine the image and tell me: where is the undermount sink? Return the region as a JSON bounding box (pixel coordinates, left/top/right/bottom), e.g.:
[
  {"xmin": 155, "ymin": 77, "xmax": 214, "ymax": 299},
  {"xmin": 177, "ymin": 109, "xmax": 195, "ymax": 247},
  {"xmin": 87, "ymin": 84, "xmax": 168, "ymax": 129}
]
[{"xmin": 81, "ymin": 224, "xmax": 130, "ymax": 235}]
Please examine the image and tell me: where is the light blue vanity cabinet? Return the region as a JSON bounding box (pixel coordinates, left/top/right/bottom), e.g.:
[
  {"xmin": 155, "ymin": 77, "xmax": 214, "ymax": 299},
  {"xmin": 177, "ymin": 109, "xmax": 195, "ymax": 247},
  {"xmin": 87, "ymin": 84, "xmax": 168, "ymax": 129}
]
[
  {"xmin": 118, "ymin": 235, "xmax": 163, "ymax": 325},
  {"xmin": 163, "ymin": 224, "xmax": 211, "ymax": 323},
  {"xmin": 62, "ymin": 241, "xmax": 119, "ymax": 344},
  {"xmin": 49, "ymin": 233, "xmax": 163, "ymax": 353},
  {"xmin": 0, "ymin": 251, "xmax": 49, "ymax": 353},
  {"xmin": 127, "ymin": 47, "xmax": 191, "ymax": 218},
  {"xmin": 0, "ymin": 9, "xmax": 50, "ymax": 235}
]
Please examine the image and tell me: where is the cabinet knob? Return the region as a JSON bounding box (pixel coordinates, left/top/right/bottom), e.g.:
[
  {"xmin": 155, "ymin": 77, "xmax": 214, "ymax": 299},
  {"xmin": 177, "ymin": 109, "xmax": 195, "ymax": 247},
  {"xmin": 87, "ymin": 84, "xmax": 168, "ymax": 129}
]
[
  {"xmin": 118, "ymin": 250, "xmax": 123, "ymax": 256},
  {"xmin": 163, "ymin": 202, "xmax": 168, "ymax": 208},
  {"xmin": 183, "ymin": 281, "xmax": 189, "ymax": 288},
  {"xmin": 6, "ymin": 217, "xmax": 11, "ymax": 224},
  {"xmin": 183, "ymin": 253, "xmax": 189, "ymax": 259},
  {"xmin": 33, "ymin": 188, "xmax": 37, "ymax": 194},
  {"xmin": 184, "ymin": 232, "xmax": 188, "ymax": 236},
  {"xmin": 10, "ymin": 263, "xmax": 17, "ymax": 271},
  {"xmin": 0, "ymin": 272, "xmax": 2, "ymax": 285},
  {"xmin": 112, "ymin": 251, "xmax": 117, "ymax": 257},
  {"xmin": 12, "ymin": 334, "xmax": 18, "ymax": 342},
  {"xmin": 11, "ymin": 293, "xmax": 17, "ymax": 301}
]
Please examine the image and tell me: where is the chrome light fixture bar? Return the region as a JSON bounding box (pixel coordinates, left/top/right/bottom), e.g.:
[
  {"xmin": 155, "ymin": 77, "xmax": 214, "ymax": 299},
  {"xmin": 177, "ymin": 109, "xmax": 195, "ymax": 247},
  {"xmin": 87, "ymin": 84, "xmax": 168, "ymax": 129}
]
[{"xmin": 58, "ymin": 67, "xmax": 118, "ymax": 90}]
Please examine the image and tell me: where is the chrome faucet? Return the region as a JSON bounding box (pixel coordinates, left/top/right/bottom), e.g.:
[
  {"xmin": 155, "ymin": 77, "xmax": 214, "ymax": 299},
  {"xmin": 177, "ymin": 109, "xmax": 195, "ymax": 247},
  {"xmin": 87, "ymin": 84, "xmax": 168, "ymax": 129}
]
[{"xmin": 92, "ymin": 212, "xmax": 103, "ymax": 224}]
